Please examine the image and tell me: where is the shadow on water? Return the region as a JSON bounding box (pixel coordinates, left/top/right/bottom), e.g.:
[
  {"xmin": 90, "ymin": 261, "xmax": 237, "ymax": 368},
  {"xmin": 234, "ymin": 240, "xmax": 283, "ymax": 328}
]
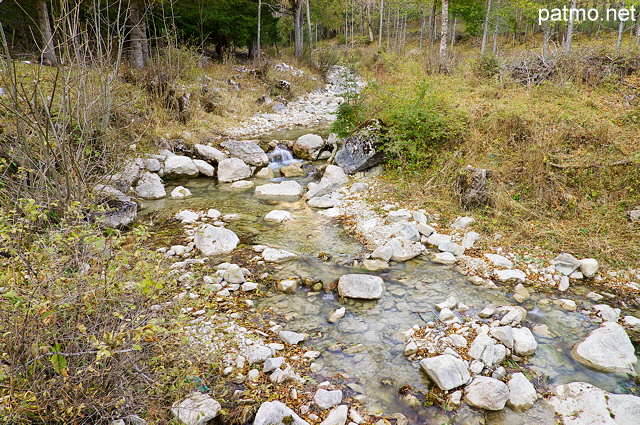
[{"xmin": 143, "ymin": 174, "xmax": 639, "ymax": 424}]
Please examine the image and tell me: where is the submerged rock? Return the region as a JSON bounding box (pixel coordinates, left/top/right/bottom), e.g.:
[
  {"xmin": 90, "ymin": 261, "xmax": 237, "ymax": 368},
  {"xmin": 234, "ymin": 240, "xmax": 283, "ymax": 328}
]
[
  {"xmin": 255, "ymin": 181, "xmax": 304, "ymax": 201},
  {"xmin": 572, "ymin": 322, "xmax": 637, "ymax": 375},
  {"xmin": 338, "ymin": 274, "xmax": 384, "ymax": 299},
  {"xmin": 334, "ymin": 119, "xmax": 386, "ymax": 174}
]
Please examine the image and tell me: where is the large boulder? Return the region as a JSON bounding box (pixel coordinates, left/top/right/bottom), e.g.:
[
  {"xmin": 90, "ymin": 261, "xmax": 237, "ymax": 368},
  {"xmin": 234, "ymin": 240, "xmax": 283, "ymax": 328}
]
[
  {"xmin": 171, "ymin": 392, "xmax": 221, "ymax": 425},
  {"xmin": 334, "ymin": 119, "xmax": 386, "ymax": 174},
  {"xmin": 548, "ymin": 382, "xmax": 640, "ymax": 425},
  {"xmin": 218, "ymin": 158, "xmax": 252, "ymax": 183},
  {"xmin": 221, "ymin": 140, "xmax": 269, "ymax": 166},
  {"xmin": 164, "ymin": 156, "xmax": 200, "ymax": 179},
  {"xmin": 384, "ymin": 238, "xmax": 425, "ymax": 262},
  {"xmin": 194, "ymin": 224, "xmax": 239, "ymax": 256},
  {"xmin": 420, "ymin": 354, "xmax": 471, "ymax": 391},
  {"xmin": 507, "ymin": 373, "xmax": 537, "ymax": 411},
  {"xmin": 93, "ymin": 185, "xmax": 137, "ymax": 228},
  {"xmin": 293, "ymin": 134, "xmax": 325, "ymax": 160},
  {"xmin": 512, "ymin": 327, "xmax": 537, "ymax": 356},
  {"xmin": 194, "ymin": 143, "xmax": 228, "ymax": 163},
  {"xmin": 253, "ymin": 401, "xmax": 309, "ymax": 425},
  {"xmin": 135, "ymin": 172, "xmax": 166, "ymax": 199},
  {"xmin": 464, "ymin": 377, "xmax": 510, "ymax": 411},
  {"xmin": 255, "ymin": 181, "xmax": 304, "ymax": 201},
  {"xmin": 571, "ymin": 322, "xmax": 637, "ymax": 375},
  {"xmin": 306, "ymin": 165, "xmax": 349, "ymax": 199},
  {"xmin": 337, "ymin": 274, "xmax": 384, "ymax": 299}
]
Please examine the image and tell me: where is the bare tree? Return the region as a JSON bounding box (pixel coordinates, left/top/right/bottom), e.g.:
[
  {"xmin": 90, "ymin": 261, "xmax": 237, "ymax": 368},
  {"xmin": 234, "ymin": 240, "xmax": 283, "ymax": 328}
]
[
  {"xmin": 36, "ymin": 0, "xmax": 57, "ymax": 65},
  {"xmin": 564, "ymin": 0, "xmax": 577, "ymax": 52},
  {"xmin": 378, "ymin": 0, "xmax": 384, "ymax": 47},
  {"xmin": 128, "ymin": 1, "xmax": 146, "ymax": 68},
  {"xmin": 481, "ymin": 0, "xmax": 492, "ymax": 55},
  {"xmin": 617, "ymin": 0, "xmax": 626, "ymax": 51},
  {"xmin": 439, "ymin": 0, "xmax": 449, "ymax": 60}
]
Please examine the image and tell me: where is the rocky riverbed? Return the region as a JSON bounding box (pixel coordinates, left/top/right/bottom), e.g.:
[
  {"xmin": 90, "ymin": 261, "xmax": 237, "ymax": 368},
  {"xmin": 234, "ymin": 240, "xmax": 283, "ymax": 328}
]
[{"xmin": 101, "ymin": 65, "xmax": 640, "ymax": 425}]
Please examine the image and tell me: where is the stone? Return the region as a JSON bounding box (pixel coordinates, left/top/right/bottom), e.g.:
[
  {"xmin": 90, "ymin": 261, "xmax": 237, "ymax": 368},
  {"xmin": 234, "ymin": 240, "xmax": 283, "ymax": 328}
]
[
  {"xmin": 164, "ymin": 156, "xmax": 199, "ymax": 179},
  {"xmin": 320, "ymin": 405, "xmax": 348, "ymax": 425},
  {"xmin": 194, "ymin": 224, "xmax": 239, "ymax": 256},
  {"xmin": 438, "ymin": 242, "xmax": 465, "ymax": 256},
  {"xmin": 217, "ymin": 158, "xmax": 252, "ymax": 182},
  {"xmin": 489, "ymin": 326, "xmax": 514, "ymax": 349},
  {"xmin": 334, "ymin": 119, "xmax": 386, "ymax": 174},
  {"xmin": 262, "ymin": 248, "xmax": 298, "ymax": 263},
  {"xmin": 494, "ymin": 269, "xmax": 526, "ymax": 283},
  {"xmin": 194, "ymin": 144, "xmax": 228, "ymax": 163},
  {"xmin": 253, "ymin": 401, "xmax": 309, "ymax": 425},
  {"xmin": 439, "ymin": 308, "xmax": 456, "ymax": 322},
  {"xmin": 594, "ymin": 304, "xmax": 620, "ymax": 322},
  {"xmin": 246, "ymin": 345, "xmax": 273, "ymax": 363},
  {"xmin": 558, "ymin": 299, "xmax": 577, "ymax": 311},
  {"xmin": 432, "ymin": 252, "xmax": 457, "ymax": 264},
  {"xmin": 308, "ymin": 196, "xmax": 340, "ymax": 208},
  {"xmin": 338, "ymin": 274, "xmax": 384, "ymax": 299},
  {"xmin": 230, "ymin": 180, "xmax": 253, "ymax": 190},
  {"xmin": 277, "ymin": 278, "xmax": 298, "ymax": 293},
  {"xmin": 293, "ymin": 134, "xmax": 325, "ymax": 160},
  {"xmin": 484, "ymin": 254, "xmax": 513, "ymax": 268},
  {"xmin": 623, "ymin": 315, "xmax": 640, "ymax": 330},
  {"xmin": 263, "ymin": 357, "xmax": 285, "ymax": 373},
  {"xmin": 395, "ymin": 223, "xmax": 421, "ymax": 241},
  {"xmin": 362, "ymin": 259, "xmax": 389, "ymax": 271},
  {"xmin": 93, "ymin": 185, "xmax": 138, "ymax": 228},
  {"xmin": 416, "ymin": 223, "xmax": 436, "ymax": 237},
  {"xmin": 499, "ymin": 306, "xmax": 526, "ymax": 325},
  {"xmin": 223, "ymin": 265, "xmax": 245, "ymax": 284},
  {"xmin": 549, "ymin": 382, "xmax": 640, "ymax": 425},
  {"xmin": 468, "ymin": 333, "xmax": 506, "ymax": 367},
  {"xmin": 420, "ymin": 354, "xmax": 471, "ymax": 391},
  {"xmin": 371, "ymin": 246, "xmax": 393, "ymax": 262},
  {"xmin": 256, "ymin": 167, "xmax": 275, "ymax": 179},
  {"xmin": 264, "ymin": 210, "xmax": 292, "ymax": 223},
  {"xmin": 326, "ymin": 306, "xmax": 348, "ymax": 324},
  {"xmin": 425, "ymin": 233, "xmax": 452, "ymax": 247},
  {"xmin": 135, "ymin": 172, "xmax": 166, "ymax": 199},
  {"xmin": 629, "ymin": 209, "xmax": 640, "ymax": 222},
  {"xmin": 176, "ymin": 210, "xmax": 200, "ymax": 223},
  {"xmin": 512, "ymin": 327, "xmax": 537, "ymax": 356},
  {"xmin": 314, "ymin": 389, "xmax": 343, "ymax": 410},
  {"xmin": 207, "ymin": 209, "xmax": 221, "ymax": 219},
  {"xmin": 145, "ymin": 158, "xmax": 162, "ymax": 172},
  {"xmin": 435, "ymin": 296, "xmax": 457, "ymax": 310},
  {"xmin": 171, "ymin": 392, "xmax": 221, "ymax": 425},
  {"xmin": 384, "ymin": 238, "xmax": 425, "ymax": 262},
  {"xmin": 220, "ymin": 140, "xmax": 269, "ymax": 166},
  {"xmin": 572, "ymin": 322, "xmax": 637, "ymax": 375},
  {"xmin": 579, "ymin": 258, "xmax": 599, "ymax": 278},
  {"xmin": 464, "ymin": 377, "xmax": 509, "ymax": 411},
  {"xmin": 387, "ymin": 210, "xmax": 412, "ymax": 222},
  {"xmin": 551, "ymin": 253, "xmax": 581, "ymax": 276},
  {"xmin": 279, "ymin": 331, "xmax": 306, "ymax": 345},
  {"xmin": 513, "ymin": 283, "xmax": 530, "ymax": 303},
  {"xmin": 255, "ymin": 181, "xmax": 304, "ymax": 201},
  {"xmin": 242, "ymin": 282, "xmax": 257, "ymax": 291},
  {"xmin": 192, "ymin": 159, "xmax": 215, "ymax": 177},
  {"xmin": 306, "ymin": 165, "xmax": 349, "ymax": 199},
  {"xmin": 350, "ymin": 183, "xmax": 369, "ymax": 193},
  {"xmin": 451, "ymin": 216, "xmax": 475, "ymax": 229},
  {"xmin": 479, "ymin": 307, "xmax": 495, "ymax": 318},
  {"xmin": 507, "ymin": 373, "xmax": 537, "ymax": 411},
  {"xmin": 349, "ymin": 408, "xmax": 364, "ymax": 424},
  {"xmin": 171, "ymin": 186, "xmax": 192, "ymax": 199},
  {"xmin": 280, "ymin": 163, "xmax": 306, "ymax": 178},
  {"xmin": 558, "ymin": 275, "xmax": 570, "ymax": 292},
  {"xmin": 461, "ymin": 231, "xmax": 481, "ymax": 248}
]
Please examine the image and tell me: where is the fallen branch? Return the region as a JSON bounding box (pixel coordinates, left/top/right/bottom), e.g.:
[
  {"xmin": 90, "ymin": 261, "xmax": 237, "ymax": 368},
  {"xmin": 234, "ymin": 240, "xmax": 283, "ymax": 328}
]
[{"xmin": 548, "ymin": 158, "xmax": 634, "ymax": 169}]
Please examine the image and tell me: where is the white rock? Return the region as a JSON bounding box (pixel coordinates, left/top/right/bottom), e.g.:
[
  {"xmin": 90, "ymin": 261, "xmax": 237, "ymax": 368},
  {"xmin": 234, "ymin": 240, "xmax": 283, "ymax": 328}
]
[
  {"xmin": 192, "ymin": 159, "xmax": 215, "ymax": 177},
  {"xmin": 195, "ymin": 144, "xmax": 228, "ymax": 163},
  {"xmin": 279, "ymin": 331, "xmax": 307, "ymax": 345},
  {"xmin": 512, "ymin": 327, "xmax": 537, "ymax": 356},
  {"xmin": 217, "ymin": 158, "xmax": 252, "ymax": 182},
  {"xmin": 384, "ymin": 238, "xmax": 425, "ymax": 262},
  {"xmin": 572, "ymin": 322, "xmax": 637, "ymax": 375},
  {"xmin": 438, "ymin": 242, "xmax": 465, "ymax": 256},
  {"xmin": 171, "ymin": 392, "xmax": 221, "ymax": 425},
  {"xmin": 253, "ymin": 401, "xmax": 309, "ymax": 425},
  {"xmin": 507, "ymin": 373, "xmax": 537, "ymax": 411},
  {"xmin": 464, "ymin": 377, "xmax": 509, "ymax": 411},
  {"xmin": 416, "ymin": 223, "xmax": 436, "ymax": 237},
  {"xmin": 293, "ymin": 134, "xmax": 325, "ymax": 160},
  {"xmin": 262, "ymin": 248, "xmax": 298, "ymax": 263},
  {"xmin": 338, "ymin": 274, "xmax": 384, "ymax": 300},
  {"xmin": 207, "ymin": 209, "xmax": 221, "ymax": 219},
  {"xmin": 579, "ymin": 258, "xmax": 599, "ymax": 278},
  {"xmin": 306, "ymin": 165, "xmax": 349, "ymax": 199},
  {"xmin": 176, "ymin": 210, "xmax": 200, "ymax": 223},
  {"xmin": 194, "ymin": 224, "xmax": 239, "ymax": 256},
  {"xmin": 255, "ymin": 181, "xmax": 304, "ymax": 201},
  {"xmin": 451, "ymin": 216, "xmax": 475, "ymax": 229},
  {"xmin": 320, "ymin": 405, "xmax": 348, "ymax": 425},
  {"xmin": 623, "ymin": 315, "xmax": 640, "ymax": 330},
  {"xmin": 461, "ymin": 231, "xmax": 481, "ymax": 248},
  {"xmin": 432, "ymin": 252, "xmax": 457, "ymax": 264},
  {"xmin": 328, "ymin": 307, "xmax": 346, "ymax": 323},
  {"xmin": 387, "ymin": 210, "xmax": 412, "ymax": 222},
  {"xmin": 171, "ymin": 186, "xmax": 192, "ymax": 199},
  {"xmin": 246, "ymin": 345, "xmax": 273, "ymax": 363},
  {"xmin": 164, "ymin": 156, "xmax": 199, "ymax": 179},
  {"xmin": 264, "ymin": 210, "xmax": 292, "ymax": 223},
  {"xmin": 135, "ymin": 172, "xmax": 166, "ymax": 199},
  {"xmin": 484, "ymin": 254, "xmax": 513, "ymax": 268},
  {"xmin": 494, "ymin": 269, "xmax": 526, "ymax": 283},
  {"xmin": 371, "ymin": 246, "xmax": 393, "ymax": 262},
  {"xmin": 230, "ymin": 180, "xmax": 254, "ymax": 190},
  {"xmin": 221, "ymin": 140, "xmax": 269, "ymax": 166},
  {"xmin": 277, "ymin": 278, "xmax": 298, "ymax": 293},
  {"xmin": 552, "ymin": 253, "xmax": 581, "ymax": 276},
  {"xmin": 308, "ymin": 196, "xmax": 340, "ymax": 208},
  {"xmin": 420, "ymin": 354, "xmax": 471, "ymax": 391},
  {"xmin": 314, "ymin": 389, "xmax": 343, "ymax": 410}
]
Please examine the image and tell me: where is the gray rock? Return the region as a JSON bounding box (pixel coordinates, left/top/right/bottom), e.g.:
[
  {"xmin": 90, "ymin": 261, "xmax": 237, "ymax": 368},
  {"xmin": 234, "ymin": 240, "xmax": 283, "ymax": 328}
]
[
  {"xmin": 420, "ymin": 354, "xmax": 471, "ymax": 391},
  {"xmin": 384, "ymin": 238, "xmax": 425, "ymax": 262},
  {"xmin": 363, "ymin": 259, "xmax": 389, "ymax": 271},
  {"xmin": 293, "ymin": 134, "xmax": 325, "ymax": 160},
  {"xmin": 416, "ymin": 223, "xmax": 436, "ymax": 237},
  {"xmin": 549, "ymin": 382, "xmax": 640, "ymax": 425},
  {"xmin": 551, "ymin": 253, "xmax": 581, "ymax": 276},
  {"xmin": 221, "ymin": 140, "xmax": 269, "ymax": 166},
  {"xmin": 432, "ymin": 252, "xmax": 457, "ymax": 265},
  {"xmin": 253, "ymin": 401, "xmax": 309, "ymax": 425},
  {"xmin": 306, "ymin": 165, "xmax": 349, "ymax": 199},
  {"xmin": 334, "ymin": 119, "xmax": 386, "ymax": 174},
  {"xmin": 217, "ymin": 158, "xmax": 252, "ymax": 182},
  {"xmin": 628, "ymin": 209, "xmax": 640, "ymax": 222},
  {"xmin": 263, "ymin": 357, "xmax": 285, "ymax": 373},
  {"xmin": 264, "ymin": 210, "xmax": 292, "ymax": 223},
  {"xmin": 469, "ymin": 333, "xmax": 506, "ymax": 367},
  {"xmin": 164, "ymin": 156, "xmax": 199, "ymax": 179},
  {"xmin": 464, "ymin": 377, "xmax": 509, "ymax": 411},
  {"xmin": 494, "ymin": 269, "xmax": 526, "ymax": 283},
  {"xmin": 230, "ymin": 180, "xmax": 253, "ymax": 190},
  {"xmin": 572, "ymin": 322, "xmax": 637, "ymax": 375},
  {"xmin": 195, "ymin": 144, "xmax": 228, "ymax": 163},
  {"xmin": 262, "ymin": 248, "xmax": 298, "ymax": 263},
  {"xmin": 255, "ymin": 181, "xmax": 304, "ymax": 201},
  {"xmin": 194, "ymin": 224, "xmax": 239, "ymax": 256},
  {"xmin": 280, "ymin": 163, "xmax": 306, "ymax": 178},
  {"xmin": 512, "ymin": 327, "xmax": 537, "ymax": 356},
  {"xmin": 350, "ymin": 182, "xmax": 369, "ymax": 193},
  {"xmin": 135, "ymin": 172, "xmax": 166, "ymax": 199},
  {"xmin": 395, "ymin": 223, "xmax": 421, "ymax": 241},
  {"xmin": 170, "ymin": 186, "xmax": 192, "ymax": 199},
  {"xmin": 462, "ymin": 231, "xmax": 481, "ymax": 248},
  {"xmin": 279, "ymin": 331, "xmax": 307, "ymax": 345},
  {"xmin": 171, "ymin": 392, "xmax": 221, "ymax": 425},
  {"xmin": 276, "ymin": 278, "xmax": 298, "ymax": 293},
  {"xmin": 328, "ymin": 307, "xmax": 346, "ymax": 323},
  {"xmin": 320, "ymin": 405, "xmax": 348, "ymax": 425},
  {"xmin": 507, "ymin": 373, "xmax": 537, "ymax": 411},
  {"xmin": 223, "ymin": 265, "xmax": 245, "ymax": 284},
  {"xmin": 371, "ymin": 246, "xmax": 393, "ymax": 262},
  {"xmin": 93, "ymin": 185, "xmax": 137, "ymax": 228},
  {"xmin": 308, "ymin": 196, "xmax": 340, "ymax": 208},
  {"xmin": 192, "ymin": 159, "xmax": 215, "ymax": 177},
  {"xmin": 338, "ymin": 274, "xmax": 384, "ymax": 299},
  {"xmin": 387, "ymin": 210, "xmax": 412, "ymax": 222},
  {"xmin": 489, "ymin": 326, "xmax": 514, "ymax": 349},
  {"xmin": 558, "ymin": 275, "xmax": 570, "ymax": 292},
  {"xmin": 579, "ymin": 258, "xmax": 599, "ymax": 278},
  {"xmin": 451, "ymin": 216, "xmax": 475, "ymax": 229},
  {"xmin": 145, "ymin": 158, "xmax": 162, "ymax": 172},
  {"xmin": 438, "ymin": 242, "xmax": 465, "ymax": 256},
  {"xmin": 256, "ymin": 166, "xmax": 275, "ymax": 179},
  {"xmin": 484, "ymin": 254, "xmax": 513, "ymax": 268},
  {"xmin": 425, "ymin": 233, "xmax": 452, "ymax": 246},
  {"xmin": 314, "ymin": 389, "xmax": 343, "ymax": 410},
  {"xmin": 246, "ymin": 345, "xmax": 273, "ymax": 363}
]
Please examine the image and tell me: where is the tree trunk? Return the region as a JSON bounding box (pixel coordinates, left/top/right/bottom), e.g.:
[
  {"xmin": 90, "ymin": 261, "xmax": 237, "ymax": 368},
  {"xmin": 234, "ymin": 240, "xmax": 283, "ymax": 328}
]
[
  {"xmin": 293, "ymin": 0, "xmax": 303, "ymax": 57},
  {"xmin": 450, "ymin": 16, "xmax": 457, "ymax": 53},
  {"xmin": 617, "ymin": 0, "xmax": 626, "ymax": 51},
  {"xmin": 429, "ymin": 0, "xmax": 437, "ymax": 44},
  {"xmin": 378, "ymin": 0, "xmax": 384, "ymax": 47},
  {"xmin": 36, "ymin": 0, "xmax": 57, "ymax": 65},
  {"xmin": 564, "ymin": 0, "xmax": 577, "ymax": 53},
  {"xmin": 439, "ymin": 0, "xmax": 449, "ymax": 60},
  {"xmin": 257, "ymin": 0, "xmax": 262, "ymax": 62},
  {"xmin": 128, "ymin": 1, "xmax": 145, "ymax": 68},
  {"xmin": 305, "ymin": 0, "xmax": 313, "ymax": 61},
  {"xmin": 543, "ymin": 20, "xmax": 551, "ymax": 60},
  {"xmin": 419, "ymin": 7, "xmax": 426, "ymax": 51},
  {"xmin": 481, "ymin": 0, "xmax": 492, "ymax": 55}
]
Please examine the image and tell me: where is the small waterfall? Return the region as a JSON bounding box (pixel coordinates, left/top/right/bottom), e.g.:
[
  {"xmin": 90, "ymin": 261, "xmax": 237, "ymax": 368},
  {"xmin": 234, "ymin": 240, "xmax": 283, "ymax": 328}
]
[{"xmin": 268, "ymin": 144, "xmax": 297, "ymax": 167}]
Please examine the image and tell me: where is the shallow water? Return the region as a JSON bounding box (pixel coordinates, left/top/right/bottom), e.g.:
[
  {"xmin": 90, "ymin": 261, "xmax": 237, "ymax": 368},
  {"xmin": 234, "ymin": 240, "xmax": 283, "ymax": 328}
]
[{"xmin": 144, "ymin": 172, "xmax": 639, "ymax": 424}]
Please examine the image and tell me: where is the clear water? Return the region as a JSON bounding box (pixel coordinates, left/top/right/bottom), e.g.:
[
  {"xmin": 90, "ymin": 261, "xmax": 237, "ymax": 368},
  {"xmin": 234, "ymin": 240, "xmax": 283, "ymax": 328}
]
[{"xmin": 143, "ymin": 131, "xmax": 639, "ymax": 424}]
